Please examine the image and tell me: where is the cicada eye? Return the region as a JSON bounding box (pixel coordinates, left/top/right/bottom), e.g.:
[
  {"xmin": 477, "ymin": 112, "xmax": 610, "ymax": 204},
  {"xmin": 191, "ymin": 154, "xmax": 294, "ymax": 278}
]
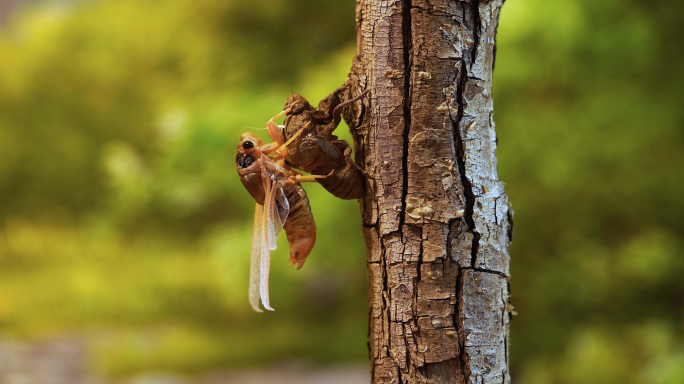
[
  {"xmin": 242, "ymin": 140, "xmax": 254, "ymax": 149},
  {"xmin": 236, "ymin": 153, "xmax": 255, "ymax": 168}
]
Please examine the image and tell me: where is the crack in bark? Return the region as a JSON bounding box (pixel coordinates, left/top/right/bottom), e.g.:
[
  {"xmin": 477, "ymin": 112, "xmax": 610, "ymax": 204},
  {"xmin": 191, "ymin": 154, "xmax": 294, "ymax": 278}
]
[
  {"xmin": 470, "ymin": 1, "xmax": 481, "ymax": 69},
  {"xmin": 457, "ymin": 2, "xmax": 483, "ymax": 270},
  {"xmin": 399, "ymin": 0, "xmax": 413, "ymax": 233},
  {"xmin": 456, "ymin": 265, "xmax": 468, "ymax": 384},
  {"xmin": 453, "ymin": 58, "xmax": 481, "ymax": 272}
]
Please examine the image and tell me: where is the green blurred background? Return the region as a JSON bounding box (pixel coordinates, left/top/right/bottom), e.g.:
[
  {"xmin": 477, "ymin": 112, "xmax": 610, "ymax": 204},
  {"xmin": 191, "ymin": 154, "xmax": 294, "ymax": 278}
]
[{"xmin": 0, "ymin": 0, "xmax": 682, "ymax": 382}]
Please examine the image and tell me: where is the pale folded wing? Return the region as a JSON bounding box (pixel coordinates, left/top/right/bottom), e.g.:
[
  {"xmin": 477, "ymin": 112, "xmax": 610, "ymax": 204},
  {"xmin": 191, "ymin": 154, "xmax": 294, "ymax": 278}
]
[
  {"xmin": 252, "ymin": 168, "xmax": 290, "ymax": 311},
  {"xmin": 249, "ymin": 203, "xmax": 265, "ymax": 312},
  {"xmin": 263, "ymin": 169, "xmax": 288, "ymax": 250}
]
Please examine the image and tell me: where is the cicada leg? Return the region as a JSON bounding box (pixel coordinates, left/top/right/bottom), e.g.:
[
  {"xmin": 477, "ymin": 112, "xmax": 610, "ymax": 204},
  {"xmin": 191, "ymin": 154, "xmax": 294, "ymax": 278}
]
[
  {"xmin": 262, "ymin": 107, "xmax": 302, "ymax": 162},
  {"xmin": 293, "ymin": 170, "xmax": 334, "ymax": 183},
  {"xmin": 327, "ymin": 89, "xmax": 370, "ymax": 134},
  {"xmin": 341, "ymin": 145, "xmax": 372, "ymax": 178},
  {"xmin": 266, "ymin": 121, "xmax": 311, "ymax": 164},
  {"xmin": 282, "ymin": 121, "xmax": 308, "ymax": 148},
  {"xmin": 264, "ymin": 107, "xmax": 291, "ymax": 147}
]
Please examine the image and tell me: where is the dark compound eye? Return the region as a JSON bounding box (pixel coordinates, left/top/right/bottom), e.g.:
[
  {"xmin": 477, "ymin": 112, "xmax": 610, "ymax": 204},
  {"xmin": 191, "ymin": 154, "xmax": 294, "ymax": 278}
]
[
  {"xmin": 236, "ymin": 153, "xmax": 255, "ymax": 168},
  {"xmin": 242, "ymin": 140, "xmax": 254, "ymax": 149}
]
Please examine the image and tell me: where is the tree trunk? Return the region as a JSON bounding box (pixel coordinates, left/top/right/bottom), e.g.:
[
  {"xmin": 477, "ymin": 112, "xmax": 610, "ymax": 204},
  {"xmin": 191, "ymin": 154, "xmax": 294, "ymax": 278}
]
[{"xmin": 341, "ymin": 1, "xmax": 512, "ymax": 383}]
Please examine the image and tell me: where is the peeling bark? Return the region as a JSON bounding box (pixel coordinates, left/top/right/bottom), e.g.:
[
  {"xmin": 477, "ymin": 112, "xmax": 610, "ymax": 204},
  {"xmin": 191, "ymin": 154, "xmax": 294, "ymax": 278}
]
[{"xmin": 342, "ymin": 1, "xmax": 512, "ymax": 383}]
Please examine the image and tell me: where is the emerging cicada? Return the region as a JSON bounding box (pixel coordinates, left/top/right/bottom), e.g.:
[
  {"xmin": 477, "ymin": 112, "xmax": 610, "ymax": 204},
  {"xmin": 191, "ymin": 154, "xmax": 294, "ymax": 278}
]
[
  {"xmin": 281, "ymin": 87, "xmax": 369, "ymax": 200},
  {"xmin": 235, "ymin": 110, "xmax": 326, "ymax": 312}
]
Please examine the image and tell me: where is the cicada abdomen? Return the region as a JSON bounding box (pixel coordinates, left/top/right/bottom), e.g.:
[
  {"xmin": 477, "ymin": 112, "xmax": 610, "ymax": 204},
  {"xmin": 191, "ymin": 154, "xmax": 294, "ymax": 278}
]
[{"xmin": 281, "ymin": 181, "xmax": 316, "ymax": 269}]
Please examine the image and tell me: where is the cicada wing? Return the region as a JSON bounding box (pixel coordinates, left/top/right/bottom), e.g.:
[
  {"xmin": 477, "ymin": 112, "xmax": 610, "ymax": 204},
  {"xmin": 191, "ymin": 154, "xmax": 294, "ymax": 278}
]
[
  {"xmin": 267, "ymin": 186, "xmax": 289, "ymax": 244},
  {"xmin": 258, "ymin": 174, "xmax": 286, "ymax": 311},
  {"xmin": 258, "ymin": 197, "xmax": 274, "ymax": 311},
  {"xmin": 253, "ymin": 166, "xmax": 290, "ymax": 312},
  {"xmin": 249, "ymin": 203, "xmax": 266, "ymax": 312},
  {"xmin": 262, "ymin": 170, "xmax": 288, "ymax": 251},
  {"xmin": 275, "ymin": 187, "xmax": 290, "ymax": 226}
]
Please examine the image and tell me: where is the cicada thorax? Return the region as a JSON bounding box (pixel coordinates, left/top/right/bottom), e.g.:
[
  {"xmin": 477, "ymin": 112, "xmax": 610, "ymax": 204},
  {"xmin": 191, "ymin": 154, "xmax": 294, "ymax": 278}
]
[{"xmin": 282, "ymin": 94, "xmax": 366, "ymax": 200}]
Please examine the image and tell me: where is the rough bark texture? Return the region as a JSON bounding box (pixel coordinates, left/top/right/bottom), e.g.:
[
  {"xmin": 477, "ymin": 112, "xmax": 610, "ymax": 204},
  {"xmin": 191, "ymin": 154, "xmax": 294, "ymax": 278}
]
[{"xmin": 341, "ymin": 1, "xmax": 512, "ymax": 383}]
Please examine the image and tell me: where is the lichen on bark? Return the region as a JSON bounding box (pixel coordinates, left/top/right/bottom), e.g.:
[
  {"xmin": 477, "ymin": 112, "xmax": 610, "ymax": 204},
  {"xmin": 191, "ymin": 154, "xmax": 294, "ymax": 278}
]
[{"xmin": 342, "ymin": 1, "xmax": 512, "ymax": 383}]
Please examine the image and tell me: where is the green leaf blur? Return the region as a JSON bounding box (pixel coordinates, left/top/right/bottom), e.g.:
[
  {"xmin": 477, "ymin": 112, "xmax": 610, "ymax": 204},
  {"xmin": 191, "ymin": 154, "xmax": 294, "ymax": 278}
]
[{"xmin": 0, "ymin": 0, "xmax": 682, "ymax": 382}]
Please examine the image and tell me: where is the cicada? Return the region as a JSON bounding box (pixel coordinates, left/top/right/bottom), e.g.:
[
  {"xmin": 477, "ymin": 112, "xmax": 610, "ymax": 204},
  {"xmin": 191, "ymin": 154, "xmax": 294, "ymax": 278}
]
[
  {"xmin": 235, "ymin": 110, "xmax": 326, "ymax": 312},
  {"xmin": 281, "ymin": 87, "xmax": 369, "ymax": 200}
]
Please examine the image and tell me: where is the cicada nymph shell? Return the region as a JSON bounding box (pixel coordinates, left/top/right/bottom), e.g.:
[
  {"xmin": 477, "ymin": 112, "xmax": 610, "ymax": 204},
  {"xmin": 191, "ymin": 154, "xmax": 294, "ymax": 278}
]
[{"xmin": 281, "ymin": 87, "xmax": 369, "ymax": 200}]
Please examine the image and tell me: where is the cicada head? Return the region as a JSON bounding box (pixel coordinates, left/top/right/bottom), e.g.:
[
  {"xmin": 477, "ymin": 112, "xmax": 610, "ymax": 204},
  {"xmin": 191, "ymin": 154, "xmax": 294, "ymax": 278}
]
[
  {"xmin": 236, "ymin": 133, "xmax": 267, "ymax": 167},
  {"xmin": 236, "ymin": 132, "xmax": 264, "ymax": 157},
  {"xmin": 236, "ymin": 133, "xmax": 267, "ymax": 204}
]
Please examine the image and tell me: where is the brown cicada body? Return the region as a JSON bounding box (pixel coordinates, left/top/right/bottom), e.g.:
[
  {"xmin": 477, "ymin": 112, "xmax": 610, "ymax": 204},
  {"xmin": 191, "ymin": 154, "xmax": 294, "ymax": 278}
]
[
  {"xmin": 281, "ymin": 88, "xmax": 369, "ymax": 200},
  {"xmin": 235, "ymin": 89, "xmax": 367, "ymax": 311},
  {"xmin": 236, "ymin": 130, "xmax": 321, "ymax": 312}
]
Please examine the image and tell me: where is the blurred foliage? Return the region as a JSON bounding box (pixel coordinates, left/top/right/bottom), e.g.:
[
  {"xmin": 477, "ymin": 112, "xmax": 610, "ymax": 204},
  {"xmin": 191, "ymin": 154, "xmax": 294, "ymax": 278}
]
[
  {"xmin": 0, "ymin": 0, "xmax": 682, "ymax": 382},
  {"xmin": 495, "ymin": 0, "xmax": 684, "ymax": 383}
]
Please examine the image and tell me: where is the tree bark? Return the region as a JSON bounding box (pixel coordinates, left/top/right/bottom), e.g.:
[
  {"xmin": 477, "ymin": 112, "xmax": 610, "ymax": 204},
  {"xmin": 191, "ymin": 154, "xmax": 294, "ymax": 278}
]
[{"xmin": 341, "ymin": 1, "xmax": 512, "ymax": 383}]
